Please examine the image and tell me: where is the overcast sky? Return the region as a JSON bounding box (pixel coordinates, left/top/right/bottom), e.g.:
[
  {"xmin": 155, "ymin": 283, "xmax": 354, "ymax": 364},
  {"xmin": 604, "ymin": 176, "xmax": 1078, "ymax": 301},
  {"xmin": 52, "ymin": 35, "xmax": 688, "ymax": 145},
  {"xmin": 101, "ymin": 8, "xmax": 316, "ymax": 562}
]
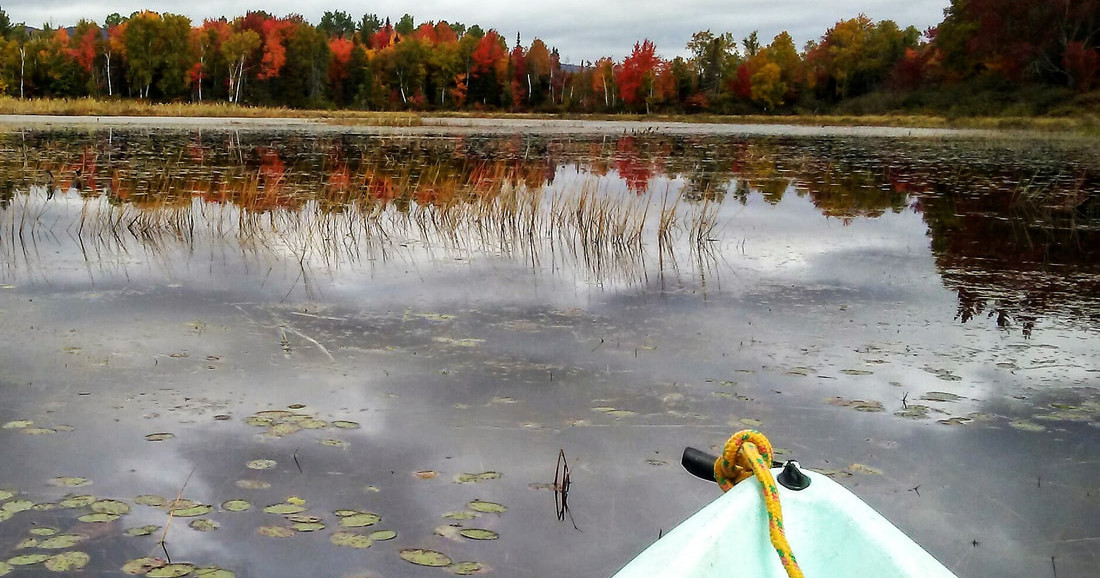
[{"xmin": 2, "ymin": 1, "xmax": 950, "ymax": 63}]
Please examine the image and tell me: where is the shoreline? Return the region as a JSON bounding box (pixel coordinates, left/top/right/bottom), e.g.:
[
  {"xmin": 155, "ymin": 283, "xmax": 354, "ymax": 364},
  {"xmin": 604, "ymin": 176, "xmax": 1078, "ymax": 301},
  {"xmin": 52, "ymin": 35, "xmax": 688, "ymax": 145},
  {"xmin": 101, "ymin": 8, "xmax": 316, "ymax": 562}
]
[{"xmin": 0, "ymin": 114, "xmax": 1005, "ymax": 138}]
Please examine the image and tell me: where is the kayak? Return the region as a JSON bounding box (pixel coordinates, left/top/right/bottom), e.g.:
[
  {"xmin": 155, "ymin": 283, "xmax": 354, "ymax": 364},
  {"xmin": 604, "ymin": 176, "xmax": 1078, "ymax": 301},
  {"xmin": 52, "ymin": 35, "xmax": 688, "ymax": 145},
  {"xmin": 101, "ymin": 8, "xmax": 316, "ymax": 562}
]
[{"xmin": 611, "ymin": 449, "xmax": 959, "ymax": 578}]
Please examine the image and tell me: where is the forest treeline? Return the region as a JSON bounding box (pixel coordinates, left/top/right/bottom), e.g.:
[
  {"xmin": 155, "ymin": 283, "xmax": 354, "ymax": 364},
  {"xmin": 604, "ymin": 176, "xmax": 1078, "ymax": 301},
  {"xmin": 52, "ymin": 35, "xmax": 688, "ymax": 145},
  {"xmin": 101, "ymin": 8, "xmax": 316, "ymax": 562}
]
[{"xmin": 0, "ymin": 1, "xmax": 1097, "ymax": 116}]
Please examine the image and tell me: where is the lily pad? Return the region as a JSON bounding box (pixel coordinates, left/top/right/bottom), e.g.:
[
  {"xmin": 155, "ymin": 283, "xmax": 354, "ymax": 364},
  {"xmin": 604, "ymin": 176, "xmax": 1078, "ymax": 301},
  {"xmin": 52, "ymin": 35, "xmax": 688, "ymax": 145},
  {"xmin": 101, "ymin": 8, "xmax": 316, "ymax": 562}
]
[
  {"xmin": 38, "ymin": 534, "xmax": 88, "ymax": 549},
  {"xmin": 0, "ymin": 490, "xmax": 15, "ymax": 500},
  {"xmin": 49, "ymin": 477, "xmax": 90, "ymax": 487},
  {"xmin": 369, "ymin": 530, "xmax": 397, "ymax": 541},
  {"xmin": 449, "ymin": 561, "xmax": 487, "ymax": 575},
  {"xmin": 1009, "ymin": 420, "xmax": 1046, "ymax": 432},
  {"xmin": 235, "ymin": 480, "xmax": 271, "ymax": 490},
  {"xmin": 330, "ymin": 531, "xmax": 372, "ymax": 548},
  {"xmin": 44, "ymin": 551, "xmax": 90, "ymax": 571},
  {"xmin": 22, "ymin": 427, "xmax": 57, "ymax": 435},
  {"xmin": 256, "ymin": 525, "xmax": 295, "ymax": 538},
  {"xmin": 132, "ymin": 495, "xmax": 168, "ymax": 507},
  {"xmin": 894, "ymin": 405, "xmax": 930, "ymax": 419},
  {"xmin": 331, "ymin": 420, "xmax": 360, "ymax": 429},
  {"xmin": 320, "ymin": 438, "xmax": 348, "ymax": 448},
  {"xmin": 400, "ymin": 548, "xmax": 452, "ymax": 567},
  {"xmin": 170, "ymin": 504, "xmax": 213, "ymax": 517},
  {"xmin": 269, "ymin": 423, "xmax": 301, "ymax": 436},
  {"xmin": 459, "ymin": 528, "xmax": 499, "ymax": 540},
  {"xmin": 299, "ymin": 419, "xmax": 327, "ymax": 429},
  {"xmin": 29, "ymin": 527, "xmax": 58, "ymax": 536},
  {"xmin": 937, "ymin": 417, "xmax": 972, "ymax": 426},
  {"xmin": 922, "ymin": 391, "xmax": 964, "ymax": 402},
  {"xmin": 2, "ymin": 420, "xmax": 33, "ymax": 429},
  {"xmin": 0, "ymin": 561, "xmax": 11, "ymax": 576},
  {"xmin": 848, "ymin": 463, "xmax": 883, "ymax": 475},
  {"xmin": 2, "ymin": 499, "xmax": 34, "ymax": 513},
  {"xmin": 122, "ymin": 557, "xmax": 167, "ymax": 575},
  {"xmin": 291, "ymin": 521, "xmax": 326, "ymax": 532},
  {"xmin": 339, "ymin": 512, "xmax": 381, "ymax": 527},
  {"xmin": 442, "ymin": 511, "xmax": 478, "ymax": 520},
  {"xmin": 7, "ymin": 554, "xmax": 49, "ymax": 565},
  {"xmin": 189, "ymin": 518, "xmax": 220, "ymax": 531},
  {"xmin": 840, "ymin": 369, "xmax": 874, "ymax": 376},
  {"xmin": 263, "ymin": 503, "xmax": 306, "ymax": 515},
  {"xmin": 144, "ymin": 433, "xmax": 175, "ymax": 442},
  {"xmin": 124, "ymin": 525, "xmax": 161, "ymax": 537},
  {"xmin": 455, "ymin": 472, "xmax": 502, "ymax": 484},
  {"xmin": 194, "ymin": 568, "xmax": 236, "ymax": 578},
  {"xmin": 246, "ymin": 459, "xmax": 277, "ymax": 470},
  {"xmin": 467, "ymin": 500, "xmax": 507, "ymax": 514},
  {"xmin": 221, "ymin": 499, "xmax": 252, "ymax": 512},
  {"xmin": 415, "ymin": 471, "xmax": 439, "ymax": 479},
  {"xmin": 91, "ymin": 499, "xmax": 131, "ymax": 515},
  {"xmin": 59, "ymin": 495, "xmax": 97, "ymax": 508},
  {"xmin": 147, "ymin": 563, "xmax": 195, "ymax": 577}
]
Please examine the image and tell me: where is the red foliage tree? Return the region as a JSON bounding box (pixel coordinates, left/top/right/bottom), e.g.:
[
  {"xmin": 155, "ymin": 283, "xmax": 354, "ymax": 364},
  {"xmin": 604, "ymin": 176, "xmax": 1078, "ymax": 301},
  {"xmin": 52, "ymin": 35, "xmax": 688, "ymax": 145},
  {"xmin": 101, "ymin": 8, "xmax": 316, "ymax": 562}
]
[{"xmin": 616, "ymin": 39, "xmax": 658, "ymax": 109}]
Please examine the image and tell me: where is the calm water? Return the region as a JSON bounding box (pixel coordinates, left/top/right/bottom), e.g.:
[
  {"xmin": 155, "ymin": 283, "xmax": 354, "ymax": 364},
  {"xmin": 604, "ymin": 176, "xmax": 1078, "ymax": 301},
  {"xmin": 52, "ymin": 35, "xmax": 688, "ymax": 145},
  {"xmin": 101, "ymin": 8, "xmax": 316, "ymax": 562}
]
[{"xmin": 0, "ymin": 124, "xmax": 1098, "ymax": 578}]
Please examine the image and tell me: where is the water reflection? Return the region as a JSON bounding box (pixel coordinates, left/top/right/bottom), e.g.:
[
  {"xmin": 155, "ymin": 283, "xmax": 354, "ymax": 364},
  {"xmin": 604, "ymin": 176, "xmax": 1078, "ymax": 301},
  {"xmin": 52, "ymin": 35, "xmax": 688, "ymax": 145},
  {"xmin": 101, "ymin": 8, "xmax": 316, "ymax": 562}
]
[{"xmin": 2, "ymin": 130, "xmax": 1096, "ymax": 335}]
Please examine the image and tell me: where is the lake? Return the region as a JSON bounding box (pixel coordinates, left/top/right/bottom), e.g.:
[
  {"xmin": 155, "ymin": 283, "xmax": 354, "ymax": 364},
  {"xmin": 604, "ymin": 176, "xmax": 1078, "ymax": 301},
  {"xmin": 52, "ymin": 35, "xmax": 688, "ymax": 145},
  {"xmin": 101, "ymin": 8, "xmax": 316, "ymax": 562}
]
[{"xmin": 0, "ymin": 120, "xmax": 1097, "ymax": 578}]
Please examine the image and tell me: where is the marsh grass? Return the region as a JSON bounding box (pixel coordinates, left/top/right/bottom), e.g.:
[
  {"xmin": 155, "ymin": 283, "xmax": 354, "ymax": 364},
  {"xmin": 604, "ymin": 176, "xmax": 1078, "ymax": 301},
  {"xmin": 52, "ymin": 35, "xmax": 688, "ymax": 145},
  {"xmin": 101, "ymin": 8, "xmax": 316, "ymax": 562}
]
[
  {"xmin": 0, "ymin": 96, "xmax": 422, "ymax": 126},
  {"xmin": 1, "ymin": 159, "xmax": 725, "ymax": 288}
]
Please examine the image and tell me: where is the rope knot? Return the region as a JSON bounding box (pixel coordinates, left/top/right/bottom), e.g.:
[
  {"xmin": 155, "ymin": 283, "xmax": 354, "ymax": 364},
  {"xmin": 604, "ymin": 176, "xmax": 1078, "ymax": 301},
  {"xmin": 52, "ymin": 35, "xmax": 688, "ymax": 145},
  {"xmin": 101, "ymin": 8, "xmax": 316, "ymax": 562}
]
[{"xmin": 714, "ymin": 429, "xmax": 774, "ymax": 492}]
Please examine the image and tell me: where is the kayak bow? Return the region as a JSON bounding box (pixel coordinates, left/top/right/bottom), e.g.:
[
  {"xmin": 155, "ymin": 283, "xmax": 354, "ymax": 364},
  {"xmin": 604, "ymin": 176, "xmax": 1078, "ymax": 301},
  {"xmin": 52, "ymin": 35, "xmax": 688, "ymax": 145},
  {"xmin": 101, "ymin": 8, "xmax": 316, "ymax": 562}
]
[{"xmin": 612, "ymin": 433, "xmax": 959, "ymax": 578}]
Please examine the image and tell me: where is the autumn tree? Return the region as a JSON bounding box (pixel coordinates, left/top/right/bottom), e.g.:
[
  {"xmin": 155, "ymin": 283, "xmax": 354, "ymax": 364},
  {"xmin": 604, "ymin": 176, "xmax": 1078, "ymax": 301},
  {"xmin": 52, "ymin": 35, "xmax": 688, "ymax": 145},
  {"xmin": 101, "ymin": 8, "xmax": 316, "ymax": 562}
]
[
  {"xmin": 357, "ymin": 13, "xmax": 382, "ymax": 47},
  {"xmin": 468, "ymin": 30, "xmax": 507, "ymax": 107},
  {"xmin": 687, "ymin": 30, "xmax": 738, "ymax": 101},
  {"xmin": 525, "ymin": 38, "xmax": 552, "ymax": 106},
  {"xmin": 222, "ymin": 28, "xmax": 260, "ymax": 102},
  {"xmin": 616, "ymin": 39, "xmax": 659, "ymax": 111},
  {"xmin": 328, "ymin": 36, "xmax": 353, "ymax": 105}
]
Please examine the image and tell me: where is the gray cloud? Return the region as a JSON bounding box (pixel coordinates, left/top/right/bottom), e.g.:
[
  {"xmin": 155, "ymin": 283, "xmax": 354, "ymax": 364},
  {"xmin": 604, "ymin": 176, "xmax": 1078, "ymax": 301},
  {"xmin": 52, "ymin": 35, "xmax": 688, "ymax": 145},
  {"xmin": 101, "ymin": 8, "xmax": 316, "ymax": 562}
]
[{"xmin": 2, "ymin": 0, "xmax": 949, "ymax": 63}]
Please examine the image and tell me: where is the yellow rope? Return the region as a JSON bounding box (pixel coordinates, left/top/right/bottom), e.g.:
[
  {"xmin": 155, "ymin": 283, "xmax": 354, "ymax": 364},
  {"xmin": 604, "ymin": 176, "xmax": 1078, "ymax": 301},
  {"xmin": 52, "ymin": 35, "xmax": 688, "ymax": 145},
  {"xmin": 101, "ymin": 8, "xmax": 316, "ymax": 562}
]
[{"xmin": 714, "ymin": 429, "xmax": 804, "ymax": 578}]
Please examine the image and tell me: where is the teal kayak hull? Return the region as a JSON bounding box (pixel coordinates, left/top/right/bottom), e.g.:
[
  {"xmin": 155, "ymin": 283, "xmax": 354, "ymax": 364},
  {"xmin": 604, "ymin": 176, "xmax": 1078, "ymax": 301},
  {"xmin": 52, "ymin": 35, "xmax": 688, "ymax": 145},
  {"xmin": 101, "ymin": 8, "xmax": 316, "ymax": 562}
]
[{"xmin": 612, "ymin": 468, "xmax": 958, "ymax": 578}]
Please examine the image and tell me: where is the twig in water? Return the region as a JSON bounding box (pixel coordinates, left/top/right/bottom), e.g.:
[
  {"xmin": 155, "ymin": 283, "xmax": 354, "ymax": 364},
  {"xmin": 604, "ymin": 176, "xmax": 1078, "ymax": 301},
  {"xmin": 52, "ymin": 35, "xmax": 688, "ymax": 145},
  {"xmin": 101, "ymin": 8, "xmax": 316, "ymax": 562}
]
[
  {"xmin": 293, "ymin": 447, "xmax": 302, "ymax": 473},
  {"xmin": 159, "ymin": 465, "xmax": 198, "ymax": 563},
  {"xmin": 555, "ymin": 449, "xmax": 579, "ymax": 530}
]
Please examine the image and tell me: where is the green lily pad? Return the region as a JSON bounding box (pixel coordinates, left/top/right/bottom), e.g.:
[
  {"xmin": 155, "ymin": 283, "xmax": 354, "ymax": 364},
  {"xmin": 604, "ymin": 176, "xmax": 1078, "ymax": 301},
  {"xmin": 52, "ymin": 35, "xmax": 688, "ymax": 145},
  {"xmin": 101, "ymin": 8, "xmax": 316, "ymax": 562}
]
[
  {"xmin": 458, "ymin": 528, "xmax": 499, "ymax": 540},
  {"xmin": 369, "ymin": 530, "xmax": 397, "ymax": 541},
  {"xmin": 894, "ymin": 405, "xmax": 930, "ymax": 419},
  {"xmin": 467, "ymin": 500, "xmax": 507, "ymax": 514},
  {"xmin": 124, "ymin": 525, "xmax": 161, "ymax": 537},
  {"xmin": 147, "ymin": 563, "xmax": 195, "ymax": 577},
  {"xmin": 49, "ymin": 477, "xmax": 90, "ymax": 487},
  {"xmin": 78, "ymin": 512, "xmax": 119, "ymax": 523},
  {"xmin": 0, "ymin": 511, "xmax": 10, "ymax": 522},
  {"xmin": 320, "ymin": 438, "xmax": 348, "ymax": 448},
  {"xmin": 59, "ymin": 495, "xmax": 97, "ymax": 508},
  {"xmin": 330, "ymin": 420, "xmax": 360, "ymax": 429},
  {"xmin": 22, "ymin": 427, "xmax": 57, "ymax": 435},
  {"xmin": 38, "ymin": 534, "xmax": 88, "ymax": 549},
  {"xmin": 144, "ymin": 433, "xmax": 175, "ymax": 442},
  {"xmin": 0, "ymin": 561, "xmax": 11, "ymax": 576},
  {"xmin": 1009, "ymin": 420, "xmax": 1046, "ymax": 432},
  {"xmin": 2, "ymin": 420, "xmax": 33, "ymax": 429},
  {"xmin": 29, "ymin": 527, "xmax": 58, "ymax": 536},
  {"xmin": 221, "ymin": 499, "xmax": 252, "ymax": 512},
  {"xmin": 31, "ymin": 502, "xmax": 60, "ymax": 511},
  {"xmin": 263, "ymin": 503, "xmax": 306, "ymax": 515},
  {"xmin": 339, "ymin": 512, "xmax": 381, "ymax": 527},
  {"xmin": 922, "ymin": 391, "xmax": 964, "ymax": 402},
  {"xmin": 399, "ymin": 548, "xmax": 451, "ymax": 567},
  {"xmin": 246, "ymin": 459, "xmax": 277, "ymax": 470},
  {"xmin": 194, "ymin": 568, "xmax": 235, "ymax": 578},
  {"xmin": 2, "ymin": 499, "xmax": 34, "ymax": 513},
  {"xmin": 443, "ymin": 511, "xmax": 478, "ymax": 520},
  {"xmin": 121, "ymin": 557, "xmax": 167, "ymax": 575},
  {"xmin": 134, "ymin": 495, "xmax": 168, "ymax": 507},
  {"xmin": 937, "ymin": 417, "xmax": 971, "ymax": 426},
  {"xmin": 170, "ymin": 504, "xmax": 213, "ymax": 517},
  {"xmin": 291, "ymin": 521, "xmax": 326, "ymax": 532},
  {"xmin": 269, "ymin": 423, "xmax": 301, "ymax": 436},
  {"xmin": 189, "ymin": 518, "xmax": 220, "ymax": 531},
  {"xmin": 449, "ymin": 561, "xmax": 487, "ymax": 575},
  {"xmin": 7, "ymin": 554, "xmax": 48, "ymax": 565},
  {"xmin": 15, "ymin": 538, "xmax": 36, "ymax": 549},
  {"xmin": 455, "ymin": 472, "xmax": 502, "ymax": 484},
  {"xmin": 245, "ymin": 416, "xmax": 274, "ymax": 427},
  {"xmin": 257, "ymin": 525, "xmax": 296, "ymax": 538},
  {"xmin": 330, "ymin": 531, "xmax": 372, "ymax": 548},
  {"xmin": 299, "ymin": 419, "xmax": 328, "ymax": 429},
  {"xmin": 235, "ymin": 480, "xmax": 271, "ymax": 490},
  {"xmin": 0, "ymin": 490, "xmax": 15, "ymax": 501},
  {"xmin": 91, "ymin": 499, "xmax": 131, "ymax": 515},
  {"xmin": 43, "ymin": 551, "xmax": 90, "ymax": 571}
]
